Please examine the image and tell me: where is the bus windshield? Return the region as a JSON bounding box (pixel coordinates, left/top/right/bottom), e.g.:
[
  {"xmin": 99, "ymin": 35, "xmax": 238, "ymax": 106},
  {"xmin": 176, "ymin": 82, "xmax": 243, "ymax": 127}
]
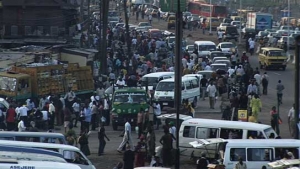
[{"xmin": 113, "ymin": 92, "xmax": 146, "ymax": 103}]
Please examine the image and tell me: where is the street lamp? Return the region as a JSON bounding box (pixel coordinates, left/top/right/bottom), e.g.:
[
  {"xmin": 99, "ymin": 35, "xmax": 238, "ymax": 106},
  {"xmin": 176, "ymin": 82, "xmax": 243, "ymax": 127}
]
[{"xmin": 209, "ymin": 0, "xmax": 212, "ymax": 35}]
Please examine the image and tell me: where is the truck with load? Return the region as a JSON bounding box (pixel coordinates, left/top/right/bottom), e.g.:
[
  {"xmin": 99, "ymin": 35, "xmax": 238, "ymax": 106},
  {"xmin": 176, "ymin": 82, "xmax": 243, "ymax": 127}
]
[
  {"xmin": 246, "ymin": 12, "xmax": 273, "ymax": 32},
  {"xmin": 110, "ymin": 87, "xmax": 150, "ymax": 130},
  {"xmin": 0, "ymin": 63, "xmax": 94, "ymax": 101}
]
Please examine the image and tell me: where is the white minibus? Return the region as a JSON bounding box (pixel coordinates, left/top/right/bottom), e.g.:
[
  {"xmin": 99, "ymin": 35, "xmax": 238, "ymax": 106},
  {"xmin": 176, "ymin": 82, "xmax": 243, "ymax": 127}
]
[
  {"xmin": 141, "ymin": 72, "xmax": 174, "ymax": 92},
  {"xmin": 0, "ymin": 140, "xmax": 95, "ymax": 169},
  {"xmin": 154, "ymin": 76, "xmax": 200, "ymax": 108},
  {"xmin": 0, "ymin": 159, "xmax": 81, "ymax": 169},
  {"xmin": 194, "ymin": 41, "xmax": 216, "ymax": 57}
]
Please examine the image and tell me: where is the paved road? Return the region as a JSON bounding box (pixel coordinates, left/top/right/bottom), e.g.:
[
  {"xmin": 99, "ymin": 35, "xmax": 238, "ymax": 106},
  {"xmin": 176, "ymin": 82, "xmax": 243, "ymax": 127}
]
[{"xmin": 86, "ymin": 7, "xmax": 297, "ymax": 169}]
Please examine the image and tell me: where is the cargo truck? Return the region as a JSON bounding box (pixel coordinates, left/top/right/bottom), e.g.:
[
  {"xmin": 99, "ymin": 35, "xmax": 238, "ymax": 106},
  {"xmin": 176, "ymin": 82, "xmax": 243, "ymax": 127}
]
[{"xmin": 246, "ymin": 12, "xmax": 273, "ymax": 32}]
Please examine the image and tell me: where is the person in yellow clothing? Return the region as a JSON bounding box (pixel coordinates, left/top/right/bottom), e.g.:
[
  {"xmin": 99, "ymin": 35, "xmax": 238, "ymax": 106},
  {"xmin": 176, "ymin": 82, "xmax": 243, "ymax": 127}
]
[{"xmin": 249, "ymin": 94, "xmax": 262, "ymax": 123}]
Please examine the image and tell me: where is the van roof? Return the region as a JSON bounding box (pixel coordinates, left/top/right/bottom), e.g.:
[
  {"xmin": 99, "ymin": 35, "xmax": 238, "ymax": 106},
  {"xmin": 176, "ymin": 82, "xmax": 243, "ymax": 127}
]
[
  {"xmin": 159, "ymin": 76, "xmax": 198, "ymax": 82},
  {"xmin": 0, "ymin": 131, "xmax": 65, "ymax": 138},
  {"xmin": 0, "ymin": 140, "xmax": 80, "ymax": 151},
  {"xmin": 182, "ymin": 118, "xmax": 272, "ymax": 131},
  {"xmin": 142, "ymin": 72, "xmax": 175, "ymax": 78},
  {"xmin": 226, "ymin": 139, "xmax": 300, "ymax": 147},
  {"xmin": 0, "ymin": 160, "xmax": 81, "ymax": 169},
  {"xmin": 194, "ymin": 41, "xmax": 216, "ymax": 45}
]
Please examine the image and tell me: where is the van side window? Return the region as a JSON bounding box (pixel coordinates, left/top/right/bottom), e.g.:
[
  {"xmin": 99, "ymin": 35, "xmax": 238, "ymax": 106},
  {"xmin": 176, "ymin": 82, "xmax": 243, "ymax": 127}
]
[
  {"xmin": 184, "ymin": 81, "xmax": 193, "ymax": 90},
  {"xmin": 230, "ymin": 148, "xmax": 246, "ymax": 161},
  {"xmin": 64, "ymin": 151, "xmax": 89, "ymax": 165},
  {"xmin": 191, "ymin": 79, "xmax": 199, "ymax": 88},
  {"xmin": 247, "ymin": 148, "xmax": 272, "ymax": 161},
  {"xmin": 196, "ymin": 128, "xmax": 219, "ymax": 139},
  {"xmin": 275, "ymin": 147, "xmax": 298, "ymax": 159},
  {"xmin": 247, "ymin": 130, "xmax": 260, "ymax": 139},
  {"xmin": 220, "ymin": 129, "xmax": 242, "ymax": 139},
  {"xmin": 183, "ymin": 126, "xmax": 195, "ymax": 138}
]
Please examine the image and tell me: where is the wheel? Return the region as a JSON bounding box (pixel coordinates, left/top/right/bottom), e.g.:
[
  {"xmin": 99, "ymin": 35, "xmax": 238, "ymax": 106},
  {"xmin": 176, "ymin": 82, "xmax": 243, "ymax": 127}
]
[{"xmin": 112, "ymin": 122, "xmax": 118, "ymax": 131}]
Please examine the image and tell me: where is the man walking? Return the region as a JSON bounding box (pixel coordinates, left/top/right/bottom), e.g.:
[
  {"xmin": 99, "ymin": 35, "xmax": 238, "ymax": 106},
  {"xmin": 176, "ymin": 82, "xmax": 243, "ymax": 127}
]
[
  {"xmin": 206, "ymin": 81, "xmax": 217, "ymax": 109},
  {"xmin": 117, "ymin": 118, "xmax": 133, "ymax": 152},
  {"xmin": 288, "ymin": 104, "xmax": 295, "ymax": 137},
  {"xmin": 261, "ymin": 72, "xmax": 269, "ymax": 95},
  {"xmin": 276, "ymin": 80, "xmax": 285, "ymax": 104},
  {"xmin": 200, "ymin": 75, "xmax": 208, "ymax": 100}
]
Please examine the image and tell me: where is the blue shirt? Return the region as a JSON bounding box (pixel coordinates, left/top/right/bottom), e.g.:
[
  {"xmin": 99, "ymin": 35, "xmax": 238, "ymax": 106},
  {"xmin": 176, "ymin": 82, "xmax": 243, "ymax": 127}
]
[{"xmin": 84, "ymin": 108, "xmax": 92, "ymax": 122}]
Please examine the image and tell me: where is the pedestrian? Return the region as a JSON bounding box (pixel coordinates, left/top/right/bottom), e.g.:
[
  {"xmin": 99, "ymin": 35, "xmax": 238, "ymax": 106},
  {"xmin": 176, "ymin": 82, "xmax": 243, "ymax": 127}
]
[
  {"xmin": 146, "ymin": 127, "xmax": 156, "ymax": 161},
  {"xmin": 117, "ymin": 118, "xmax": 133, "ymax": 153},
  {"xmin": 249, "ymin": 94, "xmax": 262, "ymax": 122},
  {"xmin": 270, "ymin": 106, "xmax": 280, "ymax": 135},
  {"xmin": 200, "ymin": 75, "xmax": 208, "ymax": 100},
  {"xmin": 276, "ymin": 80, "xmax": 285, "ymax": 104},
  {"xmin": 169, "ymin": 121, "xmax": 176, "ymax": 142},
  {"xmin": 196, "ymin": 153, "xmax": 209, "ymax": 169},
  {"xmin": 64, "ymin": 107, "xmax": 72, "ymax": 133},
  {"xmin": 249, "ymin": 38, "xmax": 255, "ymax": 55},
  {"xmin": 137, "ymin": 108, "xmax": 145, "ymax": 138},
  {"xmin": 206, "ymin": 81, "xmax": 217, "ymax": 109},
  {"xmin": 28, "ymin": 121, "xmax": 38, "ymax": 132},
  {"xmin": 247, "ymin": 81, "xmax": 258, "ymax": 95},
  {"xmin": 18, "ymin": 117, "xmax": 26, "ymax": 132},
  {"xmin": 6, "ymin": 105, "xmax": 16, "ymax": 131},
  {"xmin": 78, "ymin": 129, "xmax": 91, "ymax": 156},
  {"xmin": 91, "ymin": 101, "xmax": 98, "ymax": 131},
  {"xmin": 148, "ymin": 14, "xmax": 152, "ymax": 25},
  {"xmin": 234, "ymin": 157, "xmax": 247, "ymax": 169},
  {"xmin": 103, "ymin": 97, "xmax": 110, "ymax": 126},
  {"xmin": 65, "ymin": 123, "xmax": 77, "ymax": 146},
  {"xmin": 153, "ymin": 101, "xmax": 161, "ymax": 130},
  {"xmin": 82, "ymin": 103, "xmax": 92, "ymax": 132},
  {"xmin": 18, "ymin": 105, "xmax": 29, "ymax": 127},
  {"xmin": 98, "ymin": 123, "xmax": 110, "ymax": 156},
  {"xmin": 254, "ymin": 72, "xmax": 262, "ymax": 95},
  {"xmin": 134, "ymin": 135, "xmax": 147, "ymax": 167},
  {"xmin": 159, "ymin": 129, "xmax": 174, "ymax": 167},
  {"xmin": 288, "ymin": 104, "xmax": 295, "ymax": 137},
  {"xmin": 48, "ymin": 101, "xmax": 55, "ymax": 129},
  {"xmin": 261, "ymin": 72, "xmax": 269, "ymax": 95},
  {"xmin": 217, "ymin": 29, "xmax": 223, "ymax": 43},
  {"xmin": 123, "ymin": 144, "xmax": 135, "ymax": 169},
  {"xmin": 72, "ymin": 99, "xmax": 80, "ymax": 127}
]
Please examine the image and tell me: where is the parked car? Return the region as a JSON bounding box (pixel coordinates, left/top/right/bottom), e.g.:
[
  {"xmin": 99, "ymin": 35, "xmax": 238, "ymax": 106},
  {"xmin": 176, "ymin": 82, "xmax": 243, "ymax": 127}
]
[{"xmin": 241, "ymin": 28, "xmax": 256, "ymax": 39}]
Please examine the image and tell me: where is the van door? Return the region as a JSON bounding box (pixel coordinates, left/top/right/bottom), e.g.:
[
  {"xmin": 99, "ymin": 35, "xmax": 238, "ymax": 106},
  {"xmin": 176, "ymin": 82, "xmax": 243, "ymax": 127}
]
[{"xmin": 246, "ymin": 147, "xmax": 273, "ymax": 169}]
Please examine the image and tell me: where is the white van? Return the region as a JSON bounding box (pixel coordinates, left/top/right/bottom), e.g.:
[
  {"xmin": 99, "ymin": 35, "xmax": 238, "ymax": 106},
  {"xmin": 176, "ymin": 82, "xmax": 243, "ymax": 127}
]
[
  {"xmin": 0, "ymin": 140, "xmax": 95, "ymax": 169},
  {"xmin": 179, "ymin": 118, "xmax": 277, "ymax": 157},
  {"xmin": 141, "ymin": 72, "xmax": 175, "ymax": 92},
  {"xmin": 194, "ymin": 41, "xmax": 216, "ymax": 57},
  {"xmin": 154, "ymin": 76, "xmax": 200, "ymax": 108},
  {"xmin": 191, "ymin": 139, "xmax": 300, "ymax": 169},
  {"xmin": 0, "ymin": 159, "xmax": 81, "ymax": 169}
]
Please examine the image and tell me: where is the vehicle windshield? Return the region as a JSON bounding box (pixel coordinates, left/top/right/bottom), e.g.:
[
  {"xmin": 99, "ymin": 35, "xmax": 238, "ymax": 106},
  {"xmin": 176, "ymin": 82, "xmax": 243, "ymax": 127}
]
[
  {"xmin": 199, "ymin": 45, "xmax": 216, "ymax": 51},
  {"xmin": 141, "ymin": 77, "xmax": 158, "ymax": 86},
  {"xmin": 187, "ymin": 46, "xmax": 194, "ymax": 51},
  {"xmin": 220, "ymin": 43, "xmax": 234, "ymax": 48},
  {"xmin": 113, "ymin": 92, "xmax": 146, "ymax": 103},
  {"xmin": 264, "ymin": 127, "xmax": 277, "ymax": 138},
  {"xmin": 156, "ymin": 82, "xmax": 174, "ymax": 91},
  {"xmin": 268, "ymin": 50, "xmax": 287, "ymax": 57},
  {"xmin": 211, "ymin": 65, "xmax": 226, "ymax": 71}
]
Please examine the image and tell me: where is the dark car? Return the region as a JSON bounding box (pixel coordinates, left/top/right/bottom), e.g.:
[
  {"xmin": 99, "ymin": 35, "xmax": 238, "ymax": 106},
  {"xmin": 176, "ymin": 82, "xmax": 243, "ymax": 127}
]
[
  {"xmin": 241, "ymin": 28, "xmax": 256, "ymax": 39},
  {"xmin": 222, "ymin": 26, "xmax": 239, "ymax": 41}
]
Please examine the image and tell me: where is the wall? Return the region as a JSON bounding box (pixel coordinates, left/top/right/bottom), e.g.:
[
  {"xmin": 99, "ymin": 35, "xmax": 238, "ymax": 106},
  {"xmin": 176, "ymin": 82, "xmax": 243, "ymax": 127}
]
[{"xmin": 60, "ymin": 52, "xmax": 87, "ymax": 67}]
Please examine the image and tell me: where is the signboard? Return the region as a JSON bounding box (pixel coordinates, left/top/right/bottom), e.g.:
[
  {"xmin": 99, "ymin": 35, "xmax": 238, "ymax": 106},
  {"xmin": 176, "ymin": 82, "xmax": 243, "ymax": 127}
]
[
  {"xmin": 238, "ymin": 109, "xmax": 248, "ymax": 122},
  {"xmin": 160, "ymin": 0, "xmax": 186, "ymax": 12},
  {"xmin": 256, "ymin": 14, "xmax": 272, "ymax": 31}
]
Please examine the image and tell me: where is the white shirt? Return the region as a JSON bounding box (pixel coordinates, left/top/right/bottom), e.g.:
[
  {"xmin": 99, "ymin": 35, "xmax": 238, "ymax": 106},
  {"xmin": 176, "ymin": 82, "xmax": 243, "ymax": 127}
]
[
  {"xmin": 148, "ymin": 15, "xmax": 152, "ymax": 20},
  {"xmin": 249, "ymin": 40, "xmax": 255, "ymax": 49},
  {"xmin": 247, "ymin": 84, "xmax": 258, "ymax": 94},
  {"xmin": 116, "ymin": 80, "xmax": 125, "ymax": 86},
  {"xmin": 182, "ymin": 58, "xmax": 187, "ymax": 68},
  {"xmin": 153, "ymin": 103, "xmax": 161, "ymax": 116},
  {"xmin": 288, "ymin": 107, "xmax": 295, "ymax": 119},
  {"xmin": 206, "ymin": 84, "xmax": 217, "ymax": 97},
  {"xmin": 169, "ymin": 126, "xmax": 176, "ymax": 141},
  {"xmin": 18, "ymin": 120, "xmax": 26, "ymax": 132},
  {"xmin": 49, "ymin": 103, "xmax": 55, "ymax": 113},
  {"xmin": 132, "ymin": 38, "xmax": 137, "ymax": 44},
  {"xmin": 254, "ymin": 74, "xmax": 262, "ymax": 85},
  {"xmin": 217, "ymin": 31, "xmax": 223, "ymax": 39},
  {"xmin": 104, "ymin": 99, "xmax": 109, "ymax": 110},
  {"xmin": 41, "ymin": 111, "xmax": 48, "ymax": 121},
  {"xmin": 19, "ymin": 106, "xmax": 28, "ymax": 116},
  {"xmin": 72, "ymin": 102, "xmax": 80, "ymax": 112},
  {"xmin": 124, "ymin": 122, "xmax": 132, "ymax": 135},
  {"xmin": 204, "ymin": 65, "xmax": 212, "ymax": 71},
  {"xmin": 228, "ymin": 68, "xmax": 235, "ymax": 76}
]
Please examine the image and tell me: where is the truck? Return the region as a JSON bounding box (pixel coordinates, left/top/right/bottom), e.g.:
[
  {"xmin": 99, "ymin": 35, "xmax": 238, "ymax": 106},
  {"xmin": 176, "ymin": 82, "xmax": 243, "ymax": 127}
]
[
  {"xmin": 110, "ymin": 87, "xmax": 150, "ymax": 130},
  {"xmin": 246, "ymin": 12, "xmax": 273, "ymax": 32},
  {"xmin": 0, "ymin": 63, "xmax": 94, "ymax": 101}
]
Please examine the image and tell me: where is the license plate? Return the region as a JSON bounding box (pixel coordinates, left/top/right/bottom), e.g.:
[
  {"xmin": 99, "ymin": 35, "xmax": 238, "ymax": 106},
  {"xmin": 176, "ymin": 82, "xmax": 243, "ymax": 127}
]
[{"xmin": 163, "ymin": 103, "xmax": 168, "ymax": 105}]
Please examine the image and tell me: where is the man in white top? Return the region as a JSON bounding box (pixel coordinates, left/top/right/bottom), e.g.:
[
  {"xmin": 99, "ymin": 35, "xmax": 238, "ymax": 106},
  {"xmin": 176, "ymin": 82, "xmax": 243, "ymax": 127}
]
[
  {"xmin": 48, "ymin": 102, "xmax": 55, "ymax": 129},
  {"xmin": 132, "ymin": 37, "xmax": 137, "ymax": 50},
  {"xmin": 288, "ymin": 104, "xmax": 295, "ymax": 137},
  {"xmin": 254, "ymin": 72, "xmax": 262, "ymax": 95},
  {"xmin": 18, "ymin": 119, "xmax": 26, "ymax": 132},
  {"xmin": 116, "ymin": 78, "xmax": 126, "ymax": 86},
  {"xmin": 217, "ymin": 30, "xmax": 223, "ymax": 42},
  {"xmin": 204, "ymin": 64, "xmax": 212, "ymax": 71},
  {"xmin": 153, "ymin": 101, "xmax": 161, "ymax": 130},
  {"xmin": 227, "ymin": 66, "xmax": 235, "ymax": 77},
  {"xmin": 169, "ymin": 121, "xmax": 176, "ymax": 142},
  {"xmin": 72, "ymin": 100, "xmax": 80, "ymax": 127},
  {"xmin": 182, "ymin": 57, "xmax": 188, "ymax": 68},
  {"xmin": 103, "ymin": 97, "xmax": 110, "ymax": 126},
  {"xmin": 19, "ymin": 105, "xmax": 28, "ymax": 126},
  {"xmin": 249, "ymin": 39, "xmax": 255, "ymax": 55},
  {"xmin": 117, "ymin": 119, "xmax": 133, "ymax": 152},
  {"xmin": 247, "ymin": 81, "xmax": 258, "ymax": 95},
  {"xmin": 206, "ymin": 81, "xmax": 217, "ymax": 109}
]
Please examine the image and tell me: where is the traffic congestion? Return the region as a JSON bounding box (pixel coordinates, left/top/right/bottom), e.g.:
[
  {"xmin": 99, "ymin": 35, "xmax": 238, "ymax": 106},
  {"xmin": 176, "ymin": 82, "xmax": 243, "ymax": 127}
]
[{"xmin": 0, "ymin": 0, "xmax": 299, "ymax": 169}]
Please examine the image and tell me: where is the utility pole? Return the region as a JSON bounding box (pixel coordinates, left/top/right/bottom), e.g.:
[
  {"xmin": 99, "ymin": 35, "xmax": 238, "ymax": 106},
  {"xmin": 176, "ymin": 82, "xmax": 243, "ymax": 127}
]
[
  {"xmin": 124, "ymin": 0, "xmax": 132, "ymax": 58},
  {"xmin": 175, "ymin": 0, "xmax": 182, "ymax": 169},
  {"xmin": 294, "ymin": 35, "xmax": 300, "ymax": 139},
  {"xmin": 87, "ymin": 0, "xmax": 91, "ymax": 47},
  {"xmin": 100, "ymin": 0, "xmax": 109, "ymax": 74}
]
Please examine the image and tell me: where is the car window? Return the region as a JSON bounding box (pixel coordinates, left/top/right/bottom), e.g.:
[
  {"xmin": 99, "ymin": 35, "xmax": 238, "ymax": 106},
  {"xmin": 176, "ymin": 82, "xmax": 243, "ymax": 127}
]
[
  {"xmin": 183, "ymin": 126, "xmax": 195, "ymax": 138},
  {"xmin": 230, "ymin": 148, "xmax": 246, "ymax": 161}
]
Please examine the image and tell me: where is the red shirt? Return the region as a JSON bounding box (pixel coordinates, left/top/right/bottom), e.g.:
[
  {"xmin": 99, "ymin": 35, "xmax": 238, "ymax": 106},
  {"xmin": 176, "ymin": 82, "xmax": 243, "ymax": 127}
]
[{"xmin": 6, "ymin": 108, "xmax": 16, "ymax": 123}]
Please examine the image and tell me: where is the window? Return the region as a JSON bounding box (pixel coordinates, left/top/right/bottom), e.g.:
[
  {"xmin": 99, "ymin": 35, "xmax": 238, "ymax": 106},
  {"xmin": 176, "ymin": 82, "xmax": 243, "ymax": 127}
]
[
  {"xmin": 11, "ymin": 26, "xmax": 18, "ymax": 36},
  {"xmin": 247, "ymin": 130, "xmax": 261, "ymax": 139},
  {"xmin": 247, "ymin": 148, "xmax": 273, "ymax": 161},
  {"xmin": 25, "ymin": 26, "xmax": 31, "ymax": 36},
  {"xmin": 191, "ymin": 79, "xmax": 199, "ymax": 88},
  {"xmin": 230, "ymin": 148, "xmax": 246, "ymax": 161},
  {"xmin": 156, "ymin": 82, "xmax": 175, "ymax": 91},
  {"xmin": 183, "ymin": 126, "xmax": 195, "ymax": 138},
  {"xmin": 220, "ymin": 128, "xmax": 243, "ymax": 139},
  {"xmin": 196, "ymin": 127, "xmax": 219, "ymax": 139},
  {"xmin": 275, "ymin": 147, "xmax": 298, "ymax": 159},
  {"xmin": 184, "ymin": 81, "xmax": 193, "ymax": 90},
  {"xmin": 63, "ymin": 151, "xmax": 89, "ymax": 165}
]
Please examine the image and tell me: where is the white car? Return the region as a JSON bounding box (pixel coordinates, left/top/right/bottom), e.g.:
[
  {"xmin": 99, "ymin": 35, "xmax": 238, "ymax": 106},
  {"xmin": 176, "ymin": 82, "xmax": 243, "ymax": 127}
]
[
  {"xmin": 216, "ymin": 42, "xmax": 238, "ymax": 55},
  {"xmin": 217, "ymin": 23, "xmax": 230, "ymax": 30},
  {"xmin": 165, "ymin": 36, "xmax": 175, "ymax": 48}
]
